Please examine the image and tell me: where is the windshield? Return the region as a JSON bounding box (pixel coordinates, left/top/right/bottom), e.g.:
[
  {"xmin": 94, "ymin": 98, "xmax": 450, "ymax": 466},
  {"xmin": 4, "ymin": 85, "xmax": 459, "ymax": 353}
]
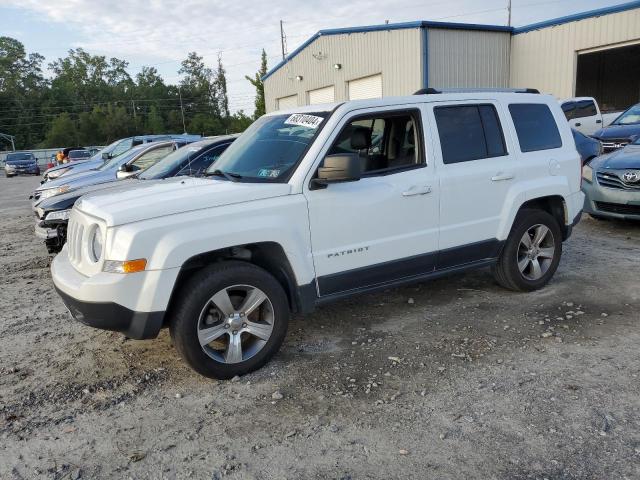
[
  {"xmin": 140, "ymin": 142, "xmax": 207, "ymax": 179},
  {"xmin": 6, "ymin": 152, "xmax": 34, "ymax": 162},
  {"xmin": 98, "ymin": 144, "xmax": 146, "ymax": 171},
  {"xmin": 69, "ymin": 150, "xmax": 90, "ymax": 159},
  {"xmin": 613, "ymin": 104, "xmax": 640, "ymax": 125},
  {"xmin": 206, "ymin": 113, "xmax": 328, "ymax": 182}
]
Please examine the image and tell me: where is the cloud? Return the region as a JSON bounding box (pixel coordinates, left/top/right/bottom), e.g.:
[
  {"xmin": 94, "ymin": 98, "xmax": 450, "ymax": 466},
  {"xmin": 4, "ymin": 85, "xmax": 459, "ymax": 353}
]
[{"xmin": 0, "ymin": 0, "xmax": 624, "ymax": 112}]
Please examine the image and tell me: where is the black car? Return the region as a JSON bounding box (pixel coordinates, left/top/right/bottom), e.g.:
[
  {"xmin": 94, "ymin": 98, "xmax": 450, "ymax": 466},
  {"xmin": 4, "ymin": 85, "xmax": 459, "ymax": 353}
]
[
  {"xmin": 591, "ymin": 103, "xmax": 640, "ymax": 152},
  {"xmin": 572, "ymin": 129, "xmax": 602, "ymax": 165},
  {"xmin": 34, "ymin": 136, "xmax": 236, "ymax": 253}
]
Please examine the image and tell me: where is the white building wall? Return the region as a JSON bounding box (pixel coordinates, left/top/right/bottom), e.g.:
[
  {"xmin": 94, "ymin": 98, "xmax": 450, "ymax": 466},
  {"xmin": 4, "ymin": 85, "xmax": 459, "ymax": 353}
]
[
  {"xmin": 510, "ymin": 7, "xmax": 640, "ymax": 98},
  {"xmin": 428, "ymin": 28, "xmax": 511, "ymax": 88},
  {"xmin": 264, "ymin": 28, "xmax": 423, "ymax": 112}
]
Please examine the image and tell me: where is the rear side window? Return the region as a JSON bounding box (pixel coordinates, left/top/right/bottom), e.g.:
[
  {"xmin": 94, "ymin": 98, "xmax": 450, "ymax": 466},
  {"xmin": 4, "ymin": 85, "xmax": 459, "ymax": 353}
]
[
  {"xmin": 509, "ymin": 104, "xmax": 562, "ymax": 152},
  {"xmin": 434, "ymin": 104, "xmax": 507, "ymax": 164}
]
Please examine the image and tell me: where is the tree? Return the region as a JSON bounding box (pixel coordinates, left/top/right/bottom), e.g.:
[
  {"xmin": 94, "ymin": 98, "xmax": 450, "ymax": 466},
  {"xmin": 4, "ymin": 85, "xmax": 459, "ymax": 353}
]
[
  {"xmin": 179, "ymin": 51, "xmax": 218, "ymax": 117},
  {"xmin": 245, "ymin": 49, "xmax": 268, "ymax": 119},
  {"xmin": 44, "ymin": 113, "xmax": 77, "ymax": 146},
  {"xmin": 146, "ymin": 105, "xmax": 165, "ymax": 133},
  {"xmin": 215, "ymin": 54, "xmax": 230, "ymax": 119}
]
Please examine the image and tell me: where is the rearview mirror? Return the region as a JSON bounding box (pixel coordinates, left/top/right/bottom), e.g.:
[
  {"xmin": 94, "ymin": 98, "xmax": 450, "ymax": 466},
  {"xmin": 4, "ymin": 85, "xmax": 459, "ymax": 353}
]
[{"xmin": 312, "ymin": 154, "xmax": 361, "ymax": 189}]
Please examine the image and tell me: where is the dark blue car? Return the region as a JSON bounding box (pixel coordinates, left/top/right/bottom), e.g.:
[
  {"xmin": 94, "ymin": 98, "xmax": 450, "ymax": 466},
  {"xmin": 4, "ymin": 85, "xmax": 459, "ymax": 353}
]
[{"xmin": 4, "ymin": 152, "xmax": 40, "ymax": 177}]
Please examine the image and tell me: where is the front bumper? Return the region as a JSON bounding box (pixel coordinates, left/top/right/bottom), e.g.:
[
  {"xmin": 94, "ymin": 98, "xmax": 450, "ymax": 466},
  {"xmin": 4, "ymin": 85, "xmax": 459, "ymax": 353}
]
[
  {"xmin": 55, "ymin": 286, "xmax": 164, "ymax": 339},
  {"xmin": 582, "ymin": 180, "xmax": 640, "ymax": 220},
  {"xmin": 51, "ymin": 246, "xmax": 180, "ymax": 339}
]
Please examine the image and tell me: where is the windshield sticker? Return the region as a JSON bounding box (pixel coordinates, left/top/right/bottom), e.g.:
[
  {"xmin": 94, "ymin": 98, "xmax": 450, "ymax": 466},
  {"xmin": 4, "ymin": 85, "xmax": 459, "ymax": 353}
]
[
  {"xmin": 284, "ymin": 114, "xmax": 324, "ymax": 129},
  {"xmin": 258, "ymin": 169, "xmax": 281, "ymax": 178}
]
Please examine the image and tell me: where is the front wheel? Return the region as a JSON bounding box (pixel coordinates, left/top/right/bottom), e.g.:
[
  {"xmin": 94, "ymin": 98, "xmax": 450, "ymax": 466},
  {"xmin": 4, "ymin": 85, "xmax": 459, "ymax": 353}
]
[
  {"xmin": 492, "ymin": 209, "xmax": 562, "ymax": 292},
  {"xmin": 169, "ymin": 261, "xmax": 290, "ymax": 379}
]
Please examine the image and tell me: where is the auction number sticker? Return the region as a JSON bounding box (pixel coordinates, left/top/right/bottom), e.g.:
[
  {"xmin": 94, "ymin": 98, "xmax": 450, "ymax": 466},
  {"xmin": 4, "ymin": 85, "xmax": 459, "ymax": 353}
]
[
  {"xmin": 284, "ymin": 114, "xmax": 324, "ymax": 129},
  {"xmin": 258, "ymin": 169, "xmax": 281, "ymax": 178}
]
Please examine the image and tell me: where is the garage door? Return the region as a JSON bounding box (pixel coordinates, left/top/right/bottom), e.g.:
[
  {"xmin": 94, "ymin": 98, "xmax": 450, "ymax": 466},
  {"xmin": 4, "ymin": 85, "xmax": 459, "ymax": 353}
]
[
  {"xmin": 277, "ymin": 95, "xmax": 298, "ymax": 110},
  {"xmin": 576, "ymin": 43, "xmax": 640, "ymax": 112},
  {"xmin": 348, "ymin": 74, "xmax": 383, "ymax": 100},
  {"xmin": 308, "ymin": 85, "xmax": 335, "ymax": 105}
]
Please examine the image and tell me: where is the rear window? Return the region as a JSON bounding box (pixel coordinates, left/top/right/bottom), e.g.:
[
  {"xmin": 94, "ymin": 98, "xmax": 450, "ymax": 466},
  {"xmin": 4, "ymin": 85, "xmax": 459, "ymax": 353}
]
[
  {"xmin": 509, "ymin": 104, "xmax": 562, "ymax": 152},
  {"xmin": 434, "ymin": 104, "xmax": 507, "ymax": 164}
]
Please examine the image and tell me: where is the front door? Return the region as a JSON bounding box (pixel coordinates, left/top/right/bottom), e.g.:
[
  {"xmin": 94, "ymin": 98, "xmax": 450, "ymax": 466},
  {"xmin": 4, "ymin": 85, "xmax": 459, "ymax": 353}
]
[{"xmin": 304, "ymin": 106, "xmax": 440, "ymax": 297}]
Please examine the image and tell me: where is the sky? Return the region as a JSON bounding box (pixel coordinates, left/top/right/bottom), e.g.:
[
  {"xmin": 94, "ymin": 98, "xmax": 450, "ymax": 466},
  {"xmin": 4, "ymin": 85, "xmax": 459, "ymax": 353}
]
[{"xmin": 0, "ymin": 0, "xmax": 630, "ymax": 113}]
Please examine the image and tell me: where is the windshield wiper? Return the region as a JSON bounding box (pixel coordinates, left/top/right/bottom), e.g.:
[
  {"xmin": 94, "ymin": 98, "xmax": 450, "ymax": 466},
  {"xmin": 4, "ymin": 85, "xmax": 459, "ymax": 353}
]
[{"xmin": 205, "ymin": 169, "xmax": 242, "ymax": 182}]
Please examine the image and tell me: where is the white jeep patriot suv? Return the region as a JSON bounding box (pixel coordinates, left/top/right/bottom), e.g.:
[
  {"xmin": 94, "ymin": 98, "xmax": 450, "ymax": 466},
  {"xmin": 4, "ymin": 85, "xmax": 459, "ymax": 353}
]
[{"xmin": 51, "ymin": 89, "xmax": 584, "ymax": 379}]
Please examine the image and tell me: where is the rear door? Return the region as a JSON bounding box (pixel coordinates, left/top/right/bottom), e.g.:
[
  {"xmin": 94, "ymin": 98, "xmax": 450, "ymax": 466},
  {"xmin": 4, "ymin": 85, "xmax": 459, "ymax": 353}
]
[{"xmin": 427, "ymin": 101, "xmax": 515, "ymax": 267}]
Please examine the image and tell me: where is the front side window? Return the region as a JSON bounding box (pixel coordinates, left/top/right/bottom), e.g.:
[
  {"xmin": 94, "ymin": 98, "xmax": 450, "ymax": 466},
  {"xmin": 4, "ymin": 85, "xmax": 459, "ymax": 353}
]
[
  {"xmin": 509, "ymin": 103, "xmax": 562, "ymax": 152},
  {"xmin": 207, "ymin": 112, "xmax": 328, "ymax": 182},
  {"xmin": 327, "ymin": 111, "xmax": 421, "ymax": 174},
  {"xmin": 434, "ymin": 104, "xmax": 507, "ymax": 164},
  {"xmin": 129, "ymin": 145, "xmax": 175, "ymax": 171},
  {"xmin": 110, "ymin": 138, "xmax": 133, "ymax": 157}
]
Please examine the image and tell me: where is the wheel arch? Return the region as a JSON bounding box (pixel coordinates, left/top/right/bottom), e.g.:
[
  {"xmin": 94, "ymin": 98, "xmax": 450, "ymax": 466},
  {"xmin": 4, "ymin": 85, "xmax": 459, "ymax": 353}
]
[
  {"xmin": 516, "ymin": 195, "xmax": 571, "ymax": 240},
  {"xmin": 164, "ymin": 242, "xmax": 310, "ymax": 324}
]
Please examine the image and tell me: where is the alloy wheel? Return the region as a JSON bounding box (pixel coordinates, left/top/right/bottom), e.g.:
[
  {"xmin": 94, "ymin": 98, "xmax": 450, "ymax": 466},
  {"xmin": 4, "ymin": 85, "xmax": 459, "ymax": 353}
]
[
  {"xmin": 517, "ymin": 224, "xmax": 556, "ymax": 281},
  {"xmin": 197, "ymin": 284, "xmax": 274, "ymax": 364}
]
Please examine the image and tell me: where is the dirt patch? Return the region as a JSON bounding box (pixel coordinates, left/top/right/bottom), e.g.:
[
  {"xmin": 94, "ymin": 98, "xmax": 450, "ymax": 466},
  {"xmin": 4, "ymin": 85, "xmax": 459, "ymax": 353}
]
[{"xmin": 1, "ymin": 176, "xmax": 639, "ymax": 479}]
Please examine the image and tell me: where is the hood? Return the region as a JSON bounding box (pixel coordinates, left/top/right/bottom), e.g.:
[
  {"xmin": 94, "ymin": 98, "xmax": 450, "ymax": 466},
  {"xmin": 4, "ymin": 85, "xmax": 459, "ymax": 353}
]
[
  {"xmin": 39, "ymin": 178, "xmax": 145, "ymax": 212},
  {"xmin": 44, "ymin": 158, "xmax": 99, "ymax": 174},
  {"xmin": 591, "ymin": 144, "xmax": 640, "ymax": 170},
  {"xmin": 76, "ymin": 177, "xmax": 292, "ymax": 227},
  {"xmin": 36, "ymin": 168, "xmax": 113, "ymax": 192},
  {"xmin": 592, "ymin": 123, "xmax": 640, "ymax": 140}
]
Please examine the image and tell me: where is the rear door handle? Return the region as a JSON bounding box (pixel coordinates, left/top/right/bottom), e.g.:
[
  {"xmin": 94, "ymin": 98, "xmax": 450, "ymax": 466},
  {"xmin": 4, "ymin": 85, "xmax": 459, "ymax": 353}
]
[
  {"xmin": 491, "ymin": 173, "xmax": 514, "ymax": 182},
  {"xmin": 575, "ymin": 122, "xmax": 581, "ymax": 127},
  {"xmin": 402, "ymin": 185, "xmax": 432, "ymax": 196}
]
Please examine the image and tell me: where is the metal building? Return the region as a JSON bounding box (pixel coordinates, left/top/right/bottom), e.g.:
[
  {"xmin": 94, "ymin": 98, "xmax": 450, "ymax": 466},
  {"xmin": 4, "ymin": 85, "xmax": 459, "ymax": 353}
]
[{"xmin": 263, "ymin": 1, "xmax": 640, "ymax": 113}]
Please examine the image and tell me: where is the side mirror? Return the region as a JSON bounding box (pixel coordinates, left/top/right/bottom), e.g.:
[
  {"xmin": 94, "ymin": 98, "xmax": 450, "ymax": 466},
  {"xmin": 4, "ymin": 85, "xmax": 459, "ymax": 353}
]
[
  {"xmin": 102, "ymin": 152, "xmax": 111, "ymax": 160},
  {"xmin": 116, "ymin": 169, "xmax": 136, "ymax": 180},
  {"xmin": 312, "ymin": 154, "xmax": 361, "ymax": 189}
]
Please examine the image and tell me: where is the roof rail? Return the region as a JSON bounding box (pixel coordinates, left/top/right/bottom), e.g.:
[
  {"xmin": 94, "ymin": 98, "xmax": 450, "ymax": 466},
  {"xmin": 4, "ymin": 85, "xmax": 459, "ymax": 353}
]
[{"xmin": 414, "ymin": 87, "xmax": 540, "ymax": 95}]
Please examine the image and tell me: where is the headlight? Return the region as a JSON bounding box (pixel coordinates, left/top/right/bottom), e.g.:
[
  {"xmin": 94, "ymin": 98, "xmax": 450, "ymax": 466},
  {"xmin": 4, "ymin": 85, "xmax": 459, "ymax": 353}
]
[
  {"xmin": 88, "ymin": 224, "xmax": 103, "ymax": 263},
  {"xmin": 44, "ymin": 209, "xmax": 71, "ymax": 222},
  {"xmin": 582, "ymin": 164, "xmax": 593, "ymax": 183},
  {"xmin": 38, "ymin": 185, "xmax": 70, "ymax": 200},
  {"xmin": 47, "ymin": 167, "xmax": 70, "ymax": 179}
]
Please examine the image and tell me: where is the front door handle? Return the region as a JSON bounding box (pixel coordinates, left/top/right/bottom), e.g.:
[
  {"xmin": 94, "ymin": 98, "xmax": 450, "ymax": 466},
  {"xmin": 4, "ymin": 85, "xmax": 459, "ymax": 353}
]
[
  {"xmin": 491, "ymin": 172, "xmax": 514, "ymax": 182},
  {"xmin": 402, "ymin": 185, "xmax": 432, "ymax": 196},
  {"xmin": 596, "ymin": 119, "xmax": 602, "ymax": 124},
  {"xmin": 575, "ymin": 122, "xmax": 581, "ymax": 127}
]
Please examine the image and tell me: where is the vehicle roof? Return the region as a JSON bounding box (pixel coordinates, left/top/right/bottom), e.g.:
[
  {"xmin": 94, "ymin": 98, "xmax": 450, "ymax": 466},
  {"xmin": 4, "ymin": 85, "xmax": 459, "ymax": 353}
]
[{"xmin": 267, "ymin": 91, "xmax": 555, "ymax": 116}]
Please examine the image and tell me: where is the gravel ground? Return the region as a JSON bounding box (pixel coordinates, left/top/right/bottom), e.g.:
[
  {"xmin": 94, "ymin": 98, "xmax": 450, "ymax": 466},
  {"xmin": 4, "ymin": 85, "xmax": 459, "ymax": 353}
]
[{"xmin": 1, "ymin": 175, "xmax": 639, "ymax": 480}]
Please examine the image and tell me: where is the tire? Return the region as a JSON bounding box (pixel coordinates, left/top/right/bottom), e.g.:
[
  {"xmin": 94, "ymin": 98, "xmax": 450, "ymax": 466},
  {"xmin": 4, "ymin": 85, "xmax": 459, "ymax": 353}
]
[
  {"xmin": 492, "ymin": 209, "xmax": 562, "ymax": 292},
  {"xmin": 169, "ymin": 261, "xmax": 290, "ymax": 379}
]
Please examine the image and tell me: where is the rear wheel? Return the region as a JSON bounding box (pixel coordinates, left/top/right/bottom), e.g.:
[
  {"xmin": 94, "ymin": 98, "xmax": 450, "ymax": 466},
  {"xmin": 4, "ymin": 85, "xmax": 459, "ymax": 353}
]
[
  {"xmin": 492, "ymin": 209, "xmax": 562, "ymax": 292},
  {"xmin": 169, "ymin": 261, "xmax": 289, "ymax": 379}
]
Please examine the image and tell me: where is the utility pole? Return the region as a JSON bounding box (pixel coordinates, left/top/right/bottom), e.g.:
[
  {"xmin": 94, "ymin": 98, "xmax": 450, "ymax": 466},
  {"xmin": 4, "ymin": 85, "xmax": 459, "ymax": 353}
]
[
  {"xmin": 178, "ymin": 87, "xmax": 187, "ymax": 134},
  {"xmin": 0, "ymin": 133, "xmax": 15, "ymax": 151},
  {"xmin": 280, "ymin": 20, "xmax": 287, "ymax": 60},
  {"xmin": 507, "ymin": 0, "xmax": 512, "ymax": 27}
]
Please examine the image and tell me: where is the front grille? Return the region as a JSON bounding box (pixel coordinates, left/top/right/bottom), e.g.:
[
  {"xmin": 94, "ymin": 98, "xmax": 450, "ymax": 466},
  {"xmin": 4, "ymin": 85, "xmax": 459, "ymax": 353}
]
[
  {"xmin": 595, "ymin": 202, "xmax": 640, "ymax": 216},
  {"xmin": 66, "ymin": 217, "xmax": 84, "ymax": 268},
  {"xmin": 596, "ymin": 171, "xmax": 640, "ymax": 190},
  {"xmin": 600, "ymin": 139, "xmax": 629, "ymax": 152}
]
